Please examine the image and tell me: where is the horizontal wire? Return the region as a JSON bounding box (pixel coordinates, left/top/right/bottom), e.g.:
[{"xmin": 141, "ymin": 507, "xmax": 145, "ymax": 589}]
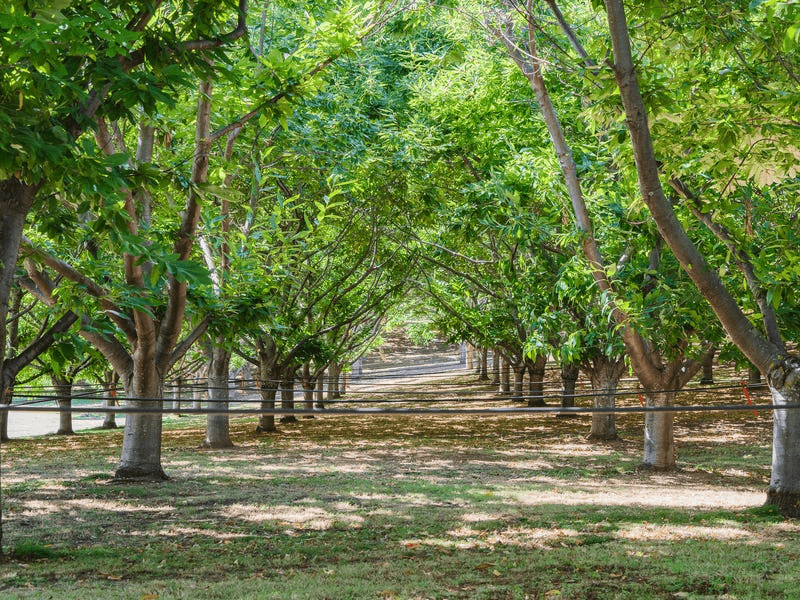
[{"xmin": 0, "ymin": 402, "xmax": 790, "ymax": 415}]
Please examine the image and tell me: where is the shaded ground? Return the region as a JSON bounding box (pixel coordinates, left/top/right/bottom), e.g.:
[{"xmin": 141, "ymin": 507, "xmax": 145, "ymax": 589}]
[{"xmin": 0, "ymin": 334, "xmax": 787, "ymax": 599}]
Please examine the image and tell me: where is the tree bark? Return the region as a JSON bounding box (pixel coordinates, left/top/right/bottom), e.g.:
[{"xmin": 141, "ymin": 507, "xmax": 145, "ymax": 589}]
[
  {"xmin": 479, "ymin": 347, "xmax": 489, "ymax": 380},
  {"xmin": 512, "ymin": 361, "xmax": 525, "ymax": 402},
  {"xmin": 526, "ymin": 355, "xmax": 547, "ymax": 407},
  {"xmin": 700, "ymin": 348, "xmax": 716, "ymax": 385},
  {"xmin": 585, "ymin": 355, "xmax": 626, "ymax": 441},
  {"xmin": 329, "ymin": 363, "xmax": 341, "ymax": 400},
  {"xmin": 500, "ymin": 354, "xmax": 511, "ymax": 395},
  {"xmin": 203, "ymin": 342, "xmax": 234, "ymax": 448},
  {"xmin": 557, "ymin": 362, "xmax": 580, "ymax": 417},
  {"xmin": 52, "ymin": 372, "xmax": 75, "ymax": 436},
  {"xmin": 315, "ymin": 371, "xmax": 325, "ymax": 409},
  {"xmin": 641, "ymin": 391, "xmax": 676, "ymax": 471},
  {"xmin": 301, "ymin": 363, "xmax": 315, "ymax": 419},
  {"xmin": 748, "ymin": 364, "xmax": 762, "ymax": 387},
  {"xmin": 766, "ymin": 357, "xmax": 800, "ymax": 515},
  {"xmin": 101, "ymin": 370, "xmax": 119, "ymax": 429},
  {"xmin": 280, "ymin": 368, "xmax": 298, "ymax": 424},
  {"xmin": 491, "ymin": 348, "xmax": 501, "ymax": 386},
  {"xmin": 116, "ymin": 375, "xmax": 167, "ymax": 480},
  {"xmin": 256, "ymin": 336, "xmax": 280, "ymax": 433}
]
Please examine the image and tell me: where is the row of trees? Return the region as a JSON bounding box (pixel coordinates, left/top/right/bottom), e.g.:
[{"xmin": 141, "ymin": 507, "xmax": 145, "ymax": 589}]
[{"xmin": 1, "ymin": 0, "xmax": 799, "ymax": 550}]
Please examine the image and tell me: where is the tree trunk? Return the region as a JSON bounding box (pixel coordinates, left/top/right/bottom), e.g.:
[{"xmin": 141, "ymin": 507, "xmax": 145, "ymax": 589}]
[
  {"xmin": 526, "ymin": 355, "xmax": 548, "ymax": 407},
  {"xmin": 315, "ymin": 371, "xmax": 325, "ymax": 409},
  {"xmin": 512, "ymin": 362, "xmax": 525, "ymax": 402},
  {"xmin": 479, "ymin": 347, "xmax": 489, "ymax": 380},
  {"xmin": 700, "ymin": 348, "xmax": 716, "ymax": 385},
  {"xmin": 115, "ymin": 375, "xmax": 167, "ymax": 480},
  {"xmin": 641, "ymin": 390, "xmax": 676, "ymax": 471},
  {"xmin": 203, "ymin": 342, "xmax": 234, "ymax": 448},
  {"xmin": 329, "ymin": 363, "xmax": 341, "ymax": 400},
  {"xmin": 491, "ymin": 348, "xmax": 501, "ymax": 386},
  {"xmin": 557, "ymin": 362, "xmax": 580, "ymax": 417},
  {"xmin": 500, "ymin": 354, "xmax": 511, "ymax": 395},
  {"xmin": 466, "ymin": 344, "xmax": 474, "ymax": 371},
  {"xmin": 0, "ymin": 179, "xmax": 37, "ymax": 451},
  {"xmin": 586, "ymin": 356, "xmax": 625, "ymax": 441},
  {"xmin": 0, "ymin": 377, "xmax": 12, "ymax": 443},
  {"xmin": 101, "ymin": 370, "xmax": 119, "ymax": 429},
  {"xmin": 766, "ymin": 358, "xmax": 800, "ymax": 514},
  {"xmin": 52, "ymin": 373, "xmax": 74, "ymax": 436},
  {"xmin": 256, "ymin": 362, "xmax": 279, "ymax": 433},
  {"xmin": 280, "ymin": 368, "xmax": 297, "ymax": 424},
  {"xmin": 748, "ymin": 364, "xmax": 762, "ymax": 387},
  {"xmin": 301, "ymin": 363, "xmax": 315, "ymax": 419}
]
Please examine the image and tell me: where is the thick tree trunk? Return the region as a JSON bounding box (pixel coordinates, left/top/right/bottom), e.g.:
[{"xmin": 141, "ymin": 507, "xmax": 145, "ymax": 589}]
[
  {"xmin": 766, "ymin": 358, "xmax": 800, "ymax": 516},
  {"xmin": 557, "ymin": 362, "xmax": 580, "ymax": 417},
  {"xmin": 280, "ymin": 368, "xmax": 297, "ymax": 424},
  {"xmin": 491, "ymin": 348, "xmax": 501, "ymax": 386},
  {"xmin": 586, "ymin": 356, "xmax": 625, "ymax": 441},
  {"xmin": 204, "ymin": 343, "xmax": 234, "ymax": 448},
  {"xmin": 52, "ymin": 373, "xmax": 74, "ymax": 436},
  {"xmin": 641, "ymin": 391, "xmax": 676, "ymax": 471},
  {"xmin": 526, "ymin": 355, "xmax": 547, "ymax": 407},
  {"xmin": 115, "ymin": 372, "xmax": 167, "ymax": 480}
]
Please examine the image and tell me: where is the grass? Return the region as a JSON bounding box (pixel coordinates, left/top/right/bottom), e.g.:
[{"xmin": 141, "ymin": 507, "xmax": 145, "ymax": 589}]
[{"xmin": 0, "ymin": 383, "xmax": 794, "ymax": 599}]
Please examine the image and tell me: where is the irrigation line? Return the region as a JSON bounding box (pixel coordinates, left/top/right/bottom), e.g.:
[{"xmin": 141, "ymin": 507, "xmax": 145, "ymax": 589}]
[
  {"xmin": 7, "ymin": 381, "xmax": 770, "ymax": 403},
  {"xmin": 0, "ymin": 388, "xmax": 768, "ymax": 406},
  {"xmin": 0, "ymin": 402, "xmax": 795, "ymax": 416}
]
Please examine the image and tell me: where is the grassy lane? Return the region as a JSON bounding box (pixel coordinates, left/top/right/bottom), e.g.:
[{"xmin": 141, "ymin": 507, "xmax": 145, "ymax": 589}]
[{"xmin": 0, "ymin": 392, "xmax": 794, "ymax": 599}]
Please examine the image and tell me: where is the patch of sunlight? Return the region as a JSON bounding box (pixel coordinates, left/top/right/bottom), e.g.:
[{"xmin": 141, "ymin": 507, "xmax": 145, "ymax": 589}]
[
  {"xmin": 17, "ymin": 498, "xmax": 174, "ymax": 517},
  {"xmin": 504, "ymin": 482, "xmax": 763, "ymax": 511},
  {"xmin": 254, "ymin": 462, "xmax": 373, "ymax": 475},
  {"xmin": 617, "ymin": 524, "xmax": 754, "ymax": 542},
  {"xmin": 537, "ymin": 444, "xmax": 608, "ymax": 457},
  {"xmin": 218, "ymin": 503, "xmax": 364, "ymax": 530},
  {"xmin": 461, "ymin": 512, "xmax": 511, "ymax": 523},
  {"xmin": 130, "ymin": 526, "xmax": 249, "ymax": 541},
  {"xmin": 403, "ymin": 526, "xmax": 580, "ymax": 550},
  {"xmin": 352, "ymin": 492, "xmax": 446, "ymax": 507}
]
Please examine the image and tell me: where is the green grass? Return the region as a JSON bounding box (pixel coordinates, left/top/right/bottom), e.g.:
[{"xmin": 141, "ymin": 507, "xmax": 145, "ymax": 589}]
[{"xmin": 0, "ymin": 408, "xmax": 792, "ymax": 599}]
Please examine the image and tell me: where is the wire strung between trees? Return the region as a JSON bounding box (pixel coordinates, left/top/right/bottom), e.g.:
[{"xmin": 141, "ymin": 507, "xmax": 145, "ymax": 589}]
[{"xmin": 0, "ymin": 401, "xmax": 791, "ymax": 416}]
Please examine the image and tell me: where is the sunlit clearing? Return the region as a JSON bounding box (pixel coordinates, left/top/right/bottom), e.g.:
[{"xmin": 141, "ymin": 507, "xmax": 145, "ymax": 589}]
[
  {"xmin": 16, "ymin": 498, "xmax": 174, "ymax": 517},
  {"xmin": 219, "ymin": 503, "xmax": 365, "ymax": 530},
  {"xmin": 505, "ymin": 482, "xmax": 763, "ymax": 511}
]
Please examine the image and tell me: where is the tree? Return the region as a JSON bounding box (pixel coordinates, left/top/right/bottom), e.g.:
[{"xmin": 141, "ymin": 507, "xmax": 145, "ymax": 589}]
[
  {"xmin": 486, "ymin": 0, "xmax": 728, "ymax": 470},
  {"xmin": 601, "ymin": 0, "xmax": 800, "ymax": 513}
]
